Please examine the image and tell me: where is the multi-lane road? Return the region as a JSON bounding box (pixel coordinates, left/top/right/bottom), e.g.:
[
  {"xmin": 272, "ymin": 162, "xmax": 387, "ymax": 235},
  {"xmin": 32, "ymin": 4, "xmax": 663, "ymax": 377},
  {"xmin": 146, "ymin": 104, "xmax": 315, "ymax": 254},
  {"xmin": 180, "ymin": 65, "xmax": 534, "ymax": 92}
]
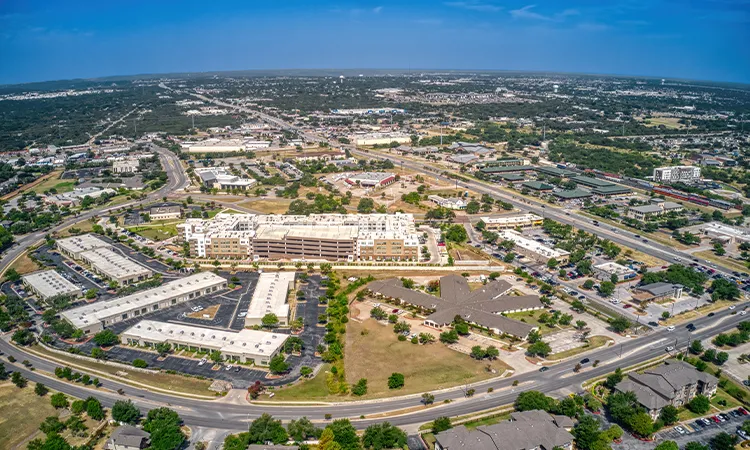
[{"xmin": 4, "ymin": 92, "xmax": 740, "ymax": 434}]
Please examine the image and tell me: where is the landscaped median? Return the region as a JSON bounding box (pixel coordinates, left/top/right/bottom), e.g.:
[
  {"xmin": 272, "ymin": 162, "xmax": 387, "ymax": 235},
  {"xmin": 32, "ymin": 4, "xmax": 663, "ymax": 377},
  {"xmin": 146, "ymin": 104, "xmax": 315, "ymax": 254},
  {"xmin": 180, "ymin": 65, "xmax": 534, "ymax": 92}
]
[{"xmin": 25, "ymin": 344, "xmax": 215, "ymax": 398}]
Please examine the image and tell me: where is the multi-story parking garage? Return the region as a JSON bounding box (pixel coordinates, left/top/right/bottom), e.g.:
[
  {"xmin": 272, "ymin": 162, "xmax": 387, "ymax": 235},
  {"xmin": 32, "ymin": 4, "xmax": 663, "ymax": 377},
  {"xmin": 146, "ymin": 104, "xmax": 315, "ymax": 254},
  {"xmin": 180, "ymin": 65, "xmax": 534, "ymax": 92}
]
[{"xmin": 61, "ymin": 272, "xmax": 227, "ymax": 334}]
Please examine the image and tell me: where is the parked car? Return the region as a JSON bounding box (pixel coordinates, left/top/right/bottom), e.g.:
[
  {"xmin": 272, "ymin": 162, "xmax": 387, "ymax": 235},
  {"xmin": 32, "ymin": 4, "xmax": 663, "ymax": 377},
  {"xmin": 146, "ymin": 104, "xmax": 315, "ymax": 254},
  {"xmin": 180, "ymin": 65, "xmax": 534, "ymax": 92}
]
[
  {"xmin": 539, "ymin": 367, "xmax": 549, "ymax": 372},
  {"xmin": 675, "ymin": 426, "xmax": 685, "ymax": 435}
]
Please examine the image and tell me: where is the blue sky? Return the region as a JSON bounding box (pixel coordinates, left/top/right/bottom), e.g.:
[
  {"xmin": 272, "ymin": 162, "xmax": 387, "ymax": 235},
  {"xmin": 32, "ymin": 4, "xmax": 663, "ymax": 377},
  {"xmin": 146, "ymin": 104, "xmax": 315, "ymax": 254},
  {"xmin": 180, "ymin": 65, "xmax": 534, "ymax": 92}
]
[{"xmin": 1, "ymin": 0, "xmax": 749, "ymax": 85}]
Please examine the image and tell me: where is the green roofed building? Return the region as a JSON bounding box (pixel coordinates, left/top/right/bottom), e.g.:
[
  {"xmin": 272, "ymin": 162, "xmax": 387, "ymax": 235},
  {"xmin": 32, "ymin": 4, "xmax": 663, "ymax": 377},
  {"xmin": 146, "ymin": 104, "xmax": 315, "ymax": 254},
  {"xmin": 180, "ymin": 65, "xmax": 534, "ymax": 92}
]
[
  {"xmin": 554, "ymin": 189, "xmax": 593, "ymax": 199},
  {"xmin": 522, "ymin": 181, "xmax": 554, "ymax": 191},
  {"xmin": 535, "ymin": 166, "xmax": 576, "ymax": 177},
  {"xmin": 571, "ymin": 175, "xmax": 616, "ymax": 188},
  {"xmin": 592, "ymin": 185, "xmax": 632, "ymax": 196},
  {"xmin": 480, "ymin": 165, "xmax": 535, "ymax": 174},
  {"xmin": 497, "ymin": 173, "xmax": 525, "ymax": 181}
]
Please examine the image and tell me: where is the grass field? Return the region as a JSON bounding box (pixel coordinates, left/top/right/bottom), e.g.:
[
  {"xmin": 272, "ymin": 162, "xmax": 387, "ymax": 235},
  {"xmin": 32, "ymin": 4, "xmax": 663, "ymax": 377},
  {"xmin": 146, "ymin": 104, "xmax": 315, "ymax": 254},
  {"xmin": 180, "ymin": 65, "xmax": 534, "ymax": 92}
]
[
  {"xmin": 32, "ymin": 179, "xmax": 76, "ymax": 195},
  {"xmin": 7, "ymin": 251, "xmax": 42, "ymax": 275},
  {"xmin": 694, "ymin": 250, "xmax": 749, "ymax": 273},
  {"xmin": 504, "ymin": 311, "xmax": 560, "ymax": 335},
  {"xmin": 641, "ymin": 117, "xmax": 687, "ymax": 129},
  {"xmin": 239, "ymin": 199, "xmax": 292, "ymax": 214},
  {"xmin": 547, "ymin": 336, "xmax": 611, "ymax": 361},
  {"xmin": 128, "ymin": 222, "xmax": 180, "ymax": 241},
  {"xmin": 29, "ymin": 345, "xmax": 214, "ymax": 397},
  {"xmin": 57, "ymin": 221, "xmax": 96, "ymax": 238},
  {"xmin": 270, "ymin": 364, "xmax": 332, "ymax": 401},
  {"xmin": 0, "ymin": 382, "xmax": 60, "ymax": 449}
]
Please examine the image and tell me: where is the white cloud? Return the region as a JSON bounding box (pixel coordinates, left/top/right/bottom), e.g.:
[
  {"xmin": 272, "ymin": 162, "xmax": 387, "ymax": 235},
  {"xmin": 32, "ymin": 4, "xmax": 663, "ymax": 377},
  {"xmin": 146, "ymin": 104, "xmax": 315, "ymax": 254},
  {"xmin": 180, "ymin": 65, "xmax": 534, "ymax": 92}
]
[
  {"xmin": 444, "ymin": 1, "xmax": 502, "ymax": 12},
  {"xmin": 373, "ymin": 6, "xmax": 383, "ymax": 14},
  {"xmin": 510, "ymin": 5, "xmax": 580, "ymax": 22}
]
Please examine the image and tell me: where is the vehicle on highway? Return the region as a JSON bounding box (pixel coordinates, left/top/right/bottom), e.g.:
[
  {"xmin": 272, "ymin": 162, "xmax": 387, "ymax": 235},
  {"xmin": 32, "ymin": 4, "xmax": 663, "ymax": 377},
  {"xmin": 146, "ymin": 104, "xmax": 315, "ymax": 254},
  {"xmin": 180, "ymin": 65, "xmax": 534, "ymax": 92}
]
[
  {"xmin": 667, "ymin": 326, "xmax": 676, "ymax": 331},
  {"xmin": 539, "ymin": 366, "xmax": 549, "ymax": 372},
  {"xmin": 648, "ymin": 321, "xmax": 659, "ymax": 327},
  {"xmin": 708, "ymin": 312, "xmax": 715, "ymax": 317},
  {"xmin": 729, "ymin": 305, "xmax": 736, "ymax": 310},
  {"xmin": 686, "ymin": 323, "xmax": 696, "ymax": 331},
  {"xmin": 580, "ymin": 358, "xmax": 590, "ymax": 364},
  {"xmin": 666, "ymin": 346, "xmax": 674, "ymax": 352}
]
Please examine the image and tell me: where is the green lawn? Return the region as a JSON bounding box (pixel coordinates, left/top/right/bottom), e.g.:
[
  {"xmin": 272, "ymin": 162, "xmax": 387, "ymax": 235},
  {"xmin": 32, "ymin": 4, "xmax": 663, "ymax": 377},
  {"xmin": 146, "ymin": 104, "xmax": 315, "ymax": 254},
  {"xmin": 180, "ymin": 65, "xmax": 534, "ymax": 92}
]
[
  {"xmin": 504, "ymin": 311, "xmax": 561, "ymax": 335},
  {"xmin": 711, "ymin": 388, "xmax": 743, "ymax": 410},
  {"xmin": 270, "ymin": 364, "xmax": 332, "ymax": 401},
  {"xmin": 127, "ymin": 223, "xmax": 179, "ymax": 241}
]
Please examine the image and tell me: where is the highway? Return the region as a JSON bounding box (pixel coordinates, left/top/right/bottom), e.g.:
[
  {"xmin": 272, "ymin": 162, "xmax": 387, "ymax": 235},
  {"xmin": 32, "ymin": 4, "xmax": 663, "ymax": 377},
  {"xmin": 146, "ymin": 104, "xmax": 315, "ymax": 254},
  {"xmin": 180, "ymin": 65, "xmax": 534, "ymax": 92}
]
[{"xmin": 1, "ymin": 305, "xmax": 746, "ymax": 431}]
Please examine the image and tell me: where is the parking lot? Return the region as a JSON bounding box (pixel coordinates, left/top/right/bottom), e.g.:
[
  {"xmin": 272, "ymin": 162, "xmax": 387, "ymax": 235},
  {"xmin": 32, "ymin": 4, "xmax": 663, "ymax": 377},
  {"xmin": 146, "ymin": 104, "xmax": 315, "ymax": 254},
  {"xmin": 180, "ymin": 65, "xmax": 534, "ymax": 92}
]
[{"xmin": 652, "ymin": 409, "xmax": 749, "ymax": 449}]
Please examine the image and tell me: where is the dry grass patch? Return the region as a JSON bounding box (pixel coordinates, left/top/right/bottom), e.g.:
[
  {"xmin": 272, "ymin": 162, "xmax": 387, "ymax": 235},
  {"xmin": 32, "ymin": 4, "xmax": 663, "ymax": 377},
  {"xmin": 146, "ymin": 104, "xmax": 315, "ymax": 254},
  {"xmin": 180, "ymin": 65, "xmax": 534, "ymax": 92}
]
[
  {"xmin": 0, "ymin": 382, "xmax": 60, "ymax": 449},
  {"xmin": 694, "ymin": 250, "xmax": 749, "ymax": 273},
  {"xmin": 239, "ymin": 199, "xmax": 292, "ymax": 214},
  {"xmin": 8, "ymin": 251, "xmax": 42, "ymax": 275},
  {"xmin": 187, "ymin": 304, "xmax": 221, "ymax": 320},
  {"xmin": 345, "ymin": 319, "xmax": 504, "ymax": 398}
]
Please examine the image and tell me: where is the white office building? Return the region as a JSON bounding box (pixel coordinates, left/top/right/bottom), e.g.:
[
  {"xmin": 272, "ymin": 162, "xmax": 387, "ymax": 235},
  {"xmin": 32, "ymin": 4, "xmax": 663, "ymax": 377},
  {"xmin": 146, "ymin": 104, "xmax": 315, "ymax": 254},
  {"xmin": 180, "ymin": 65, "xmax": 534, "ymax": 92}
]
[
  {"xmin": 22, "ymin": 270, "xmax": 82, "ymax": 301},
  {"xmin": 245, "ymin": 272, "xmax": 296, "ymax": 327},
  {"xmin": 653, "ymin": 166, "xmax": 701, "ymax": 183},
  {"xmin": 498, "ymin": 230, "xmax": 570, "ymax": 264},
  {"xmin": 57, "ymin": 234, "xmax": 112, "ymax": 259},
  {"xmin": 121, "ymin": 320, "xmax": 286, "ymax": 366}
]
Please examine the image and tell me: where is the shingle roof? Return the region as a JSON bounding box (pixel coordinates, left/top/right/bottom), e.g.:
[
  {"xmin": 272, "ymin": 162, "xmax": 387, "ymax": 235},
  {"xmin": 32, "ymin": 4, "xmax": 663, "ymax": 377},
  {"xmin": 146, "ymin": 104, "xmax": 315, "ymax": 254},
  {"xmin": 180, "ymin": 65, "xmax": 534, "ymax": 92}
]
[
  {"xmin": 367, "ymin": 276, "xmax": 540, "ymax": 338},
  {"xmin": 107, "ymin": 425, "xmax": 149, "ymax": 449}
]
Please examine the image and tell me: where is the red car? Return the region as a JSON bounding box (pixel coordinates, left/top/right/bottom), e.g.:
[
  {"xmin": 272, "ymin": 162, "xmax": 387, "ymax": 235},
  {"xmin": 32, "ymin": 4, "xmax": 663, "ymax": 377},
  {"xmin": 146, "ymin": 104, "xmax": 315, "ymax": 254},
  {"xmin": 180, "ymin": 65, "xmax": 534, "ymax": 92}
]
[
  {"xmin": 739, "ymin": 408, "xmax": 749, "ymax": 416},
  {"xmin": 623, "ymin": 304, "xmax": 633, "ymax": 309},
  {"xmin": 392, "ymin": 309, "xmax": 399, "ymax": 314},
  {"xmin": 711, "ymin": 416, "xmax": 720, "ymax": 423}
]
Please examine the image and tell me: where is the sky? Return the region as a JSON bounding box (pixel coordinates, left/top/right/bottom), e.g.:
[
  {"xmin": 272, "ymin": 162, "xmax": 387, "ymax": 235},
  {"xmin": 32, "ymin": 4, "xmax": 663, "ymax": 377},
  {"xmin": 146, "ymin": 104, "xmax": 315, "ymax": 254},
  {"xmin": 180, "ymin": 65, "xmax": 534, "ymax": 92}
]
[{"xmin": 1, "ymin": 0, "xmax": 749, "ymax": 85}]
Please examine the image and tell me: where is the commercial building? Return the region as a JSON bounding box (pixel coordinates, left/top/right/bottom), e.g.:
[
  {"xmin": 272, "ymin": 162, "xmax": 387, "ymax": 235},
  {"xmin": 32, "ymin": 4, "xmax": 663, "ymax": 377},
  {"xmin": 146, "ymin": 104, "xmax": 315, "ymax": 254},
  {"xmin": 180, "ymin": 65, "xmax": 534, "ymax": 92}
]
[
  {"xmin": 626, "ymin": 202, "xmax": 684, "ymax": 220},
  {"xmin": 699, "ymin": 222, "xmax": 750, "ymax": 245},
  {"xmin": 428, "ymin": 195, "xmax": 467, "ymax": 210},
  {"xmin": 121, "ymin": 320, "xmax": 286, "ymax": 366},
  {"xmin": 434, "ymin": 409, "xmax": 574, "ymax": 450},
  {"xmin": 632, "ymin": 283, "xmax": 683, "ymax": 303},
  {"xmin": 592, "ymin": 262, "xmax": 637, "ymax": 281},
  {"xmin": 112, "ymin": 159, "xmax": 140, "ymax": 174},
  {"xmin": 61, "ymin": 272, "xmax": 228, "ymax": 334},
  {"xmin": 182, "ymin": 213, "xmax": 420, "ymax": 262},
  {"xmin": 615, "ymin": 360, "xmax": 718, "ymax": 419},
  {"xmin": 367, "ymin": 275, "xmax": 541, "ymax": 339},
  {"xmin": 194, "ymin": 168, "xmax": 257, "ymax": 191},
  {"xmin": 498, "ymin": 230, "xmax": 570, "ymax": 264},
  {"xmin": 186, "ymin": 139, "xmax": 270, "ymax": 153},
  {"xmin": 45, "ymin": 187, "xmax": 117, "ymax": 207},
  {"xmin": 57, "ymin": 234, "xmax": 112, "ymax": 259},
  {"xmin": 521, "ymin": 181, "xmax": 554, "ymax": 191},
  {"xmin": 149, "ymin": 204, "xmax": 182, "ymax": 221},
  {"xmin": 653, "ymin": 166, "xmax": 701, "ymax": 183},
  {"xmin": 78, "ymin": 247, "xmax": 153, "ymax": 286},
  {"xmin": 480, "ymin": 213, "xmax": 543, "ymax": 231},
  {"xmin": 353, "ymin": 133, "xmax": 411, "ymax": 146},
  {"xmin": 553, "ymin": 189, "xmax": 593, "ymax": 200},
  {"xmin": 447, "ymin": 154, "xmax": 478, "ymax": 165},
  {"xmin": 535, "ymin": 166, "xmax": 576, "ymax": 177},
  {"xmin": 22, "ymin": 270, "xmax": 82, "ymax": 301},
  {"xmin": 345, "ymin": 172, "xmax": 396, "ymax": 188},
  {"xmin": 245, "ymin": 272, "xmax": 296, "ymax": 327},
  {"xmin": 479, "ymin": 165, "xmax": 535, "ymax": 175}
]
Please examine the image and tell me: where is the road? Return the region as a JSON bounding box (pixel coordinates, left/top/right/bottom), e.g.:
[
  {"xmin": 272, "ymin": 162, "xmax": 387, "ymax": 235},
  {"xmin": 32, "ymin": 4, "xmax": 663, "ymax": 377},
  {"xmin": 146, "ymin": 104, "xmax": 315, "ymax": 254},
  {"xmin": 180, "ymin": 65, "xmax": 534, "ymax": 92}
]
[{"xmin": 1, "ymin": 305, "xmax": 746, "ymax": 431}]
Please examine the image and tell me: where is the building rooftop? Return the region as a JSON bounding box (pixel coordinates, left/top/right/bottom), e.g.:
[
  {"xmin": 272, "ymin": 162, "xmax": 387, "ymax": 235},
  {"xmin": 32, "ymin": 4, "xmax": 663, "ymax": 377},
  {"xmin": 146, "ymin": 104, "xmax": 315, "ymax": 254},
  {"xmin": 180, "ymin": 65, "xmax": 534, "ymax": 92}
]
[
  {"xmin": 480, "ymin": 165, "xmax": 534, "ymax": 173},
  {"xmin": 594, "ymin": 262, "xmax": 635, "ymax": 276},
  {"xmin": 521, "ymin": 181, "xmax": 554, "ymax": 190},
  {"xmin": 480, "ymin": 213, "xmax": 543, "ymax": 226},
  {"xmin": 499, "ymin": 230, "xmax": 570, "ymax": 260},
  {"xmin": 247, "ymin": 272, "xmax": 295, "ymax": 321},
  {"xmin": 535, "ymin": 166, "xmax": 576, "ymax": 177},
  {"xmin": 553, "ymin": 189, "xmax": 593, "ymax": 199},
  {"xmin": 22, "ymin": 270, "xmax": 80, "ymax": 300},
  {"xmin": 61, "ymin": 272, "xmax": 227, "ymax": 330},
  {"xmin": 636, "ymin": 282, "xmax": 683, "ymax": 297},
  {"xmin": 122, "ymin": 320, "xmax": 286, "ymax": 357},
  {"xmin": 57, "ymin": 234, "xmax": 111, "ymax": 255},
  {"xmin": 571, "ymin": 175, "xmax": 614, "ymax": 187},
  {"xmin": 592, "ymin": 185, "xmax": 632, "ymax": 195},
  {"xmin": 80, "ymin": 247, "xmax": 153, "ymax": 280}
]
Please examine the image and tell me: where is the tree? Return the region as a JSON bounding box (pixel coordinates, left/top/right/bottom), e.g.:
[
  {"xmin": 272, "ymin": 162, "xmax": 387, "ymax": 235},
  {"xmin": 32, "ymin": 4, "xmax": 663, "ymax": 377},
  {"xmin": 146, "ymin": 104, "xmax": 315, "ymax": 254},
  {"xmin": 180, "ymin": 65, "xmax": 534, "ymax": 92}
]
[
  {"xmin": 710, "ymin": 279, "xmax": 740, "ymax": 302},
  {"xmin": 269, "ymin": 355, "xmax": 289, "ymax": 374},
  {"xmin": 575, "ymin": 320, "xmax": 588, "ymax": 330},
  {"xmin": 573, "ymin": 415, "xmax": 602, "ymax": 450},
  {"xmin": 687, "ymin": 394, "xmax": 710, "ymax": 414},
  {"xmin": 486, "ymin": 346, "xmax": 500, "ymax": 360},
  {"xmin": 85, "ymin": 396, "xmax": 105, "ymax": 420},
  {"xmin": 11, "ymin": 371, "xmax": 26, "ymax": 388},
  {"xmin": 288, "ymin": 417, "xmax": 320, "ymax": 443},
  {"xmin": 247, "ymin": 413, "xmax": 288, "ymax": 445},
  {"xmin": 91, "ymin": 347, "xmax": 106, "ymax": 359},
  {"xmin": 470, "ymin": 345, "xmax": 486, "ymax": 360},
  {"xmin": 654, "ymin": 441, "xmax": 678, "ymax": 450},
  {"xmin": 261, "ymin": 313, "xmax": 279, "ymax": 328},
  {"xmin": 527, "ymin": 341, "xmax": 552, "ymax": 357},
  {"xmin": 50, "ymin": 393, "xmax": 69, "ymax": 409},
  {"xmin": 715, "ymin": 351, "xmax": 729, "ymax": 365},
  {"xmin": 432, "ymin": 416, "xmax": 452, "ymax": 434},
  {"xmin": 582, "ymin": 279, "xmax": 595, "ymax": 289},
  {"xmin": 317, "ymin": 428, "xmax": 341, "ymax": 450},
  {"xmin": 39, "ymin": 416, "xmax": 65, "ymax": 435},
  {"xmin": 610, "ymin": 317, "xmax": 630, "ymax": 333},
  {"xmin": 514, "ymin": 391, "xmax": 556, "ymax": 412},
  {"xmin": 527, "ymin": 329, "xmax": 542, "ymax": 343},
  {"xmin": 133, "ymin": 359, "xmax": 148, "ymax": 368},
  {"xmin": 659, "ymin": 405, "xmax": 679, "ymax": 425},
  {"xmin": 34, "ymin": 382, "xmax": 49, "ymax": 396},
  {"xmin": 93, "ymin": 330, "xmax": 119, "ymax": 347},
  {"xmin": 326, "ymin": 419, "xmax": 361, "ymax": 450},
  {"xmin": 85, "ymin": 289, "xmax": 97, "ymax": 299},
  {"xmin": 556, "ymin": 397, "xmax": 583, "ymax": 418},
  {"xmin": 547, "ymin": 258, "xmax": 559, "ymax": 269},
  {"xmin": 143, "ymin": 408, "xmax": 184, "ymax": 450},
  {"xmin": 454, "ymin": 321, "xmax": 470, "ymax": 335},
  {"xmin": 690, "ymin": 340, "xmax": 704, "ymax": 354},
  {"xmin": 155, "ymin": 342, "xmax": 172, "ymax": 356},
  {"xmin": 362, "ymin": 422, "xmax": 407, "ymax": 450},
  {"xmin": 439, "ymin": 329, "xmax": 459, "ymax": 344},
  {"xmin": 112, "ymin": 400, "xmax": 141, "ymax": 424},
  {"xmin": 710, "ymin": 432, "xmax": 737, "ymax": 450},
  {"xmin": 444, "ymin": 224, "xmax": 468, "ymax": 243},
  {"xmin": 393, "ymin": 321, "xmax": 411, "ymax": 334},
  {"xmin": 387, "ymin": 373, "xmax": 405, "ymax": 389},
  {"xmin": 628, "ymin": 411, "xmax": 654, "ymax": 437},
  {"xmin": 12, "ymin": 329, "xmax": 35, "ymax": 346},
  {"xmin": 422, "ymin": 393, "xmax": 435, "ymax": 405},
  {"xmin": 599, "ymin": 281, "xmax": 616, "ymax": 297},
  {"xmin": 684, "ymin": 442, "xmax": 709, "ymax": 450},
  {"xmin": 351, "ymin": 378, "xmax": 368, "ymax": 396},
  {"xmin": 4, "ymin": 268, "xmax": 21, "ymax": 282}
]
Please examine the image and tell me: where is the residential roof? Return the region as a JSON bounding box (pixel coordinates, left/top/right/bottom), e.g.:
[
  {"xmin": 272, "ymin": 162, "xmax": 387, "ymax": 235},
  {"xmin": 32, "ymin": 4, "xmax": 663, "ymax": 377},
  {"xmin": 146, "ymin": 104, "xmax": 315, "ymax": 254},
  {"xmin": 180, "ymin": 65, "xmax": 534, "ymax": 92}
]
[
  {"xmin": 107, "ymin": 425, "xmax": 149, "ymax": 449},
  {"xmin": 615, "ymin": 378, "xmax": 672, "ymax": 410},
  {"xmin": 367, "ymin": 276, "xmax": 540, "ymax": 338}
]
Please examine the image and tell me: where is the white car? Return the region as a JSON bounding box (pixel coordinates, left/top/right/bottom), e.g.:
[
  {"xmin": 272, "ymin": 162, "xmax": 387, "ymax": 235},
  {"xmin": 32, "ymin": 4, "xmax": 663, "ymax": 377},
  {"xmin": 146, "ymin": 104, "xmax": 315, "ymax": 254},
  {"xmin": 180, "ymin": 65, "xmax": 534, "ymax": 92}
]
[
  {"xmin": 198, "ymin": 359, "xmax": 207, "ymax": 366},
  {"xmin": 741, "ymin": 311, "xmax": 747, "ymax": 316},
  {"xmin": 675, "ymin": 426, "xmax": 685, "ymax": 435},
  {"xmin": 666, "ymin": 346, "xmax": 675, "ymax": 352},
  {"xmin": 729, "ymin": 306, "xmax": 736, "ymax": 310},
  {"xmin": 225, "ymin": 365, "xmax": 233, "ymax": 371},
  {"xmin": 667, "ymin": 326, "xmax": 676, "ymax": 331}
]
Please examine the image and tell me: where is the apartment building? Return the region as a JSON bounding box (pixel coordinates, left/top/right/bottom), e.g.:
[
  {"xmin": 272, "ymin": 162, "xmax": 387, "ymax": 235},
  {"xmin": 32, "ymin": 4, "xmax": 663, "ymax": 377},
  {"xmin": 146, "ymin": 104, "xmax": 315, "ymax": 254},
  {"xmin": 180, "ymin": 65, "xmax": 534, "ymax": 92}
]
[
  {"xmin": 653, "ymin": 166, "xmax": 701, "ymax": 183},
  {"xmin": 615, "ymin": 360, "xmax": 718, "ymax": 419},
  {"xmin": 182, "ymin": 213, "xmax": 420, "ymax": 262}
]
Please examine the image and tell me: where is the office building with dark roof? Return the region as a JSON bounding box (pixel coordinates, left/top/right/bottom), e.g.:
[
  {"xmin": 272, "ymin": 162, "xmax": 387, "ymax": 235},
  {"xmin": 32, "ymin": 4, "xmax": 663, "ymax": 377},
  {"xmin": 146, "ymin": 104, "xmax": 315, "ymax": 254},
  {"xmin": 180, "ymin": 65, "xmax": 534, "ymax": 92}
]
[{"xmin": 366, "ymin": 274, "xmax": 542, "ymax": 339}]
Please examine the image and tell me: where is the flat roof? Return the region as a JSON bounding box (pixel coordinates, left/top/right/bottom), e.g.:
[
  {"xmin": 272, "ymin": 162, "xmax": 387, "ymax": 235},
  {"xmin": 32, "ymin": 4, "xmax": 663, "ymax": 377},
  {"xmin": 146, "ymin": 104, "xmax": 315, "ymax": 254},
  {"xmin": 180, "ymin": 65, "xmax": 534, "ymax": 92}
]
[
  {"xmin": 57, "ymin": 234, "xmax": 111, "ymax": 255},
  {"xmin": 346, "ymin": 172, "xmax": 395, "ymax": 182},
  {"xmin": 553, "ymin": 189, "xmax": 593, "ymax": 199},
  {"xmin": 535, "ymin": 166, "xmax": 575, "ymax": 177},
  {"xmin": 499, "ymin": 230, "xmax": 570, "ymax": 259},
  {"xmin": 61, "ymin": 272, "xmax": 227, "ymax": 330},
  {"xmin": 592, "ymin": 185, "xmax": 632, "ymax": 195},
  {"xmin": 481, "ymin": 213, "xmax": 543, "ymax": 225},
  {"xmin": 80, "ymin": 247, "xmax": 153, "ymax": 280},
  {"xmin": 22, "ymin": 270, "xmax": 81, "ymax": 300},
  {"xmin": 247, "ymin": 272, "xmax": 295, "ymax": 321},
  {"xmin": 254, "ymin": 225, "xmax": 360, "ymax": 241},
  {"xmin": 594, "ymin": 262, "xmax": 635, "ymax": 276},
  {"xmin": 496, "ymin": 173, "xmax": 525, "ymax": 181},
  {"xmin": 122, "ymin": 320, "xmax": 286, "ymax": 357},
  {"xmin": 480, "ymin": 165, "xmax": 534, "ymax": 173}
]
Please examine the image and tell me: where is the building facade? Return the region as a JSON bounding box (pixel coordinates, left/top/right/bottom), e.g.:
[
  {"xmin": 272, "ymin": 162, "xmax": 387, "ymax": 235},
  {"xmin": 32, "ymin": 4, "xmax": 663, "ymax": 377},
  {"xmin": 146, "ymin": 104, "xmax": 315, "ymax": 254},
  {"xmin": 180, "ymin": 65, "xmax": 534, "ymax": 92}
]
[{"xmin": 653, "ymin": 166, "xmax": 701, "ymax": 183}]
